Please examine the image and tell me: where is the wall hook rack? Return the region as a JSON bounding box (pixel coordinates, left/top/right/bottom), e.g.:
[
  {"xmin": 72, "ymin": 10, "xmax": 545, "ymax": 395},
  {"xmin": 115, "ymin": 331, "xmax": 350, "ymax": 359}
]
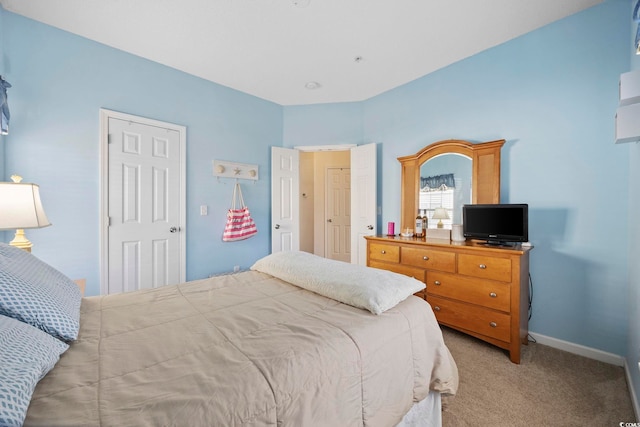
[{"xmin": 213, "ymin": 160, "xmax": 259, "ymax": 181}]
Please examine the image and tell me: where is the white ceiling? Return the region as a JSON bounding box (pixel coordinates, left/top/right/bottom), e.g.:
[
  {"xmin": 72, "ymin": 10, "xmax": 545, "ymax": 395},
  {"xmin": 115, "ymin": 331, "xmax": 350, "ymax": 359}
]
[{"xmin": 0, "ymin": 0, "xmax": 602, "ymax": 106}]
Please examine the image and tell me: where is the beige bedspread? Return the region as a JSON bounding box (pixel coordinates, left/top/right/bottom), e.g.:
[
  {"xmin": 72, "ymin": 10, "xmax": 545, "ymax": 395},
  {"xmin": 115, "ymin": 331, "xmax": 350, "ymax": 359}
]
[{"xmin": 25, "ymin": 270, "xmax": 457, "ymax": 427}]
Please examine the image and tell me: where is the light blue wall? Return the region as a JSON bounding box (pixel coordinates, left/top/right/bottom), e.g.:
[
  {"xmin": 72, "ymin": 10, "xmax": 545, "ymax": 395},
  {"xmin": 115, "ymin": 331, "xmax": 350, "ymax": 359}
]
[
  {"xmin": 285, "ymin": 1, "xmax": 631, "ymax": 356},
  {"xmin": 627, "ymin": 0, "xmax": 640, "ymax": 414},
  {"xmin": 364, "ymin": 0, "xmax": 630, "ymax": 356},
  {"xmin": 1, "ymin": 11, "xmax": 282, "ymax": 295},
  {"xmin": 283, "ymin": 102, "xmax": 362, "ymax": 147},
  {"xmin": 1, "ymin": 0, "xmax": 636, "ymax": 367},
  {"xmin": 628, "ymin": 127, "xmax": 640, "ymax": 416}
]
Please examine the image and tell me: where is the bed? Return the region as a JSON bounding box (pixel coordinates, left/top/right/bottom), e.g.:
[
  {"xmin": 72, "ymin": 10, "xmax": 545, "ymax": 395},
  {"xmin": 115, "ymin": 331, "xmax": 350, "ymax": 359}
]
[{"xmin": 0, "ymin": 245, "xmax": 458, "ymax": 426}]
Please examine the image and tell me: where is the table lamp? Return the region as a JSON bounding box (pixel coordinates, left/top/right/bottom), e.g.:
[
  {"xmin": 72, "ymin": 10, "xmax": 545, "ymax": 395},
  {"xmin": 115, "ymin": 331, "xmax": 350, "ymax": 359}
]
[
  {"xmin": 432, "ymin": 207, "xmax": 449, "ymax": 229},
  {"xmin": 0, "ymin": 175, "xmax": 51, "ymax": 252}
]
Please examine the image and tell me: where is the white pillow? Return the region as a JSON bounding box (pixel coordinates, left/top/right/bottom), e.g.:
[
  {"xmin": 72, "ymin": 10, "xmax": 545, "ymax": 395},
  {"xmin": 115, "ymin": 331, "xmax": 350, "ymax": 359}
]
[{"xmin": 251, "ymin": 251, "xmax": 425, "ymax": 314}]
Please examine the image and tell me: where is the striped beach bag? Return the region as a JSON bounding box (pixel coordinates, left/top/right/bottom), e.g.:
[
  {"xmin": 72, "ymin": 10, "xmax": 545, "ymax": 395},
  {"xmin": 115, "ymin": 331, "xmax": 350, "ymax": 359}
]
[{"xmin": 222, "ymin": 182, "xmax": 258, "ymax": 241}]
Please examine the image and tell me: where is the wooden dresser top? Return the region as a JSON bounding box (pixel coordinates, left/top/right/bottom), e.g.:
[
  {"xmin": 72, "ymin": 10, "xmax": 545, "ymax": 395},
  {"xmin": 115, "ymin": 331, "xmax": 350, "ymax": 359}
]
[{"xmin": 365, "ymin": 235, "xmax": 532, "ymax": 256}]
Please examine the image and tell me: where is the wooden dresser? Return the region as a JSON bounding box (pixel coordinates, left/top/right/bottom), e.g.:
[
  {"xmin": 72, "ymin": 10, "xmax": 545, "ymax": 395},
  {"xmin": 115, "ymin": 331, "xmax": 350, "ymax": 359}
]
[{"xmin": 365, "ymin": 235, "xmax": 531, "ymax": 363}]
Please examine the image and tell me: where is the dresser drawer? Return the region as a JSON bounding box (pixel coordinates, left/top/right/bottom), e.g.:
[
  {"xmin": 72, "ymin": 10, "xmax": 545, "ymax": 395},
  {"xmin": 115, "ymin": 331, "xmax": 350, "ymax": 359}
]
[
  {"xmin": 458, "ymin": 254, "xmax": 511, "ymax": 282},
  {"xmin": 369, "ymin": 243, "xmax": 400, "ymax": 263},
  {"xmin": 427, "ymin": 295, "xmax": 511, "ymax": 342},
  {"xmin": 426, "ymin": 272, "xmax": 510, "ymax": 312},
  {"xmin": 401, "ymin": 247, "xmax": 455, "ymax": 273},
  {"xmin": 368, "ymin": 260, "xmax": 425, "ymax": 282}
]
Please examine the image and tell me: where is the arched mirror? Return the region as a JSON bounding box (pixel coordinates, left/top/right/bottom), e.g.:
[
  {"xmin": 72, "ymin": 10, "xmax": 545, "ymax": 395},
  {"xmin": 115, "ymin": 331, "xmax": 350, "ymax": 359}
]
[
  {"xmin": 398, "ymin": 139, "xmax": 505, "ymax": 231},
  {"xmin": 419, "ymin": 153, "xmax": 472, "ymax": 227}
]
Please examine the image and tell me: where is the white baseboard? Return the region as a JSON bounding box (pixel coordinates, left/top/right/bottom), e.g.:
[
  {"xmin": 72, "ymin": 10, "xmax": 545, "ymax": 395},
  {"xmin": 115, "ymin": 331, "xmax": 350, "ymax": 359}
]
[
  {"xmin": 528, "ymin": 332, "xmax": 624, "ymax": 366},
  {"xmin": 624, "ymin": 360, "xmax": 640, "ymax": 422}
]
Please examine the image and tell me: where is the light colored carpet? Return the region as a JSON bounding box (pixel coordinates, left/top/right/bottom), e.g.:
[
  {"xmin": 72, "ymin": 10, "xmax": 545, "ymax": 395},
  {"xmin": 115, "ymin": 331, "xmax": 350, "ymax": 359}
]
[{"xmin": 440, "ymin": 326, "xmax": 637, "ymax": 426}]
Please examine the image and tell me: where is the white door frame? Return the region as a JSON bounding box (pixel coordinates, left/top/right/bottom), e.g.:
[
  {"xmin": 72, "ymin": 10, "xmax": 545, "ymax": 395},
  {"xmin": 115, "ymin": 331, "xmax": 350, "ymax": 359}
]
[
  {"xmin": 99, "ymin": 108, "xmax": 187, "ymax": 295},
  {"xmin": 288, "ymin": 143, "xmax": 376, "ymax": 265},
  {"xmin": 294, "ymin": 145, "xmax": 356, "ymax": 259}
]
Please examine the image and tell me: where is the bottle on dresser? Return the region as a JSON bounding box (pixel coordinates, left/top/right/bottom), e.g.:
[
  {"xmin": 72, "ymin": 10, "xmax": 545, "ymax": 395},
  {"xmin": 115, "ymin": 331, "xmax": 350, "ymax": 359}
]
[
  {"xmin": 421, "ymin": 210, "xmax": 428, "ymax": 233},
  {"xmin": 415, "ymin": 211, "xmax": 424, "ymax": 238}
]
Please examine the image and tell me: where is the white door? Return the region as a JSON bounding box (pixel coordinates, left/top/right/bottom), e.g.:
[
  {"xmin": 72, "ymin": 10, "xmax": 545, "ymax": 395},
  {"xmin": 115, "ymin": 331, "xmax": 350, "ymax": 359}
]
[
  {"xmin": 271, "ymin": 147, "xmax": 299, "ymax": 252},
  {"xmin": 350, "ymin": 143, "xmax": 377, "ymax": 265},
  {"xmin": 325, "ymin": 167, "xmax": 351, "ymax": 262},
  {"xmin": 101, "ymin": 110, "xmax": 185, "ymax": 294}
]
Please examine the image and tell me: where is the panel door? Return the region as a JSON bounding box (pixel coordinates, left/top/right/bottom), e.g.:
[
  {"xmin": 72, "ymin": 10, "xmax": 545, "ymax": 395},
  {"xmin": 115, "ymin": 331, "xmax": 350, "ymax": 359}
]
[
  {"xmin": 271, "ymin": 147, "xmax": 300, "ymax": 253},
  {"xmin": 107, "ymin": 117, "xmax": 182, "ymax": 294},
  {"xmin": 325, "ymin": 167, "xmax": 351, "ymax": 262}
]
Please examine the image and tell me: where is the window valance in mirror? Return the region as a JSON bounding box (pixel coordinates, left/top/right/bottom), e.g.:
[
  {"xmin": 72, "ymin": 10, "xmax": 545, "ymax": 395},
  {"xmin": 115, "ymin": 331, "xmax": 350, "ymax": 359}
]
[{"xmin": 421, "ymin": 173, "xmax": 455, "ymax": 190}]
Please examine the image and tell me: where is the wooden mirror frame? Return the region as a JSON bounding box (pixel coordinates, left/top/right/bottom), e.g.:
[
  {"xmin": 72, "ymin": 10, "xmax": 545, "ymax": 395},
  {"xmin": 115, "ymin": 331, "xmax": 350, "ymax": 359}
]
[{"xmin": 398, "ymin": 139, "xmax": 505, "ymax": 230}]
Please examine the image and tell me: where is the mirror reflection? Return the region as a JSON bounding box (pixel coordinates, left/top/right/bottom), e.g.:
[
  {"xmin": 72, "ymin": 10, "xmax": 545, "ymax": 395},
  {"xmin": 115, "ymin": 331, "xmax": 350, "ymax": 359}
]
[{"xmin": 419, "ymin": 154, "xmax": 472, "ymax": 228}]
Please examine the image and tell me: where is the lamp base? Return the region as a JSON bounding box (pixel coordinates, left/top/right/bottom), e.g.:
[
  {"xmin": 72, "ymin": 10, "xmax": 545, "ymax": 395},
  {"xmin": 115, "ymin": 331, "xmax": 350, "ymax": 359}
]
[{"xmin": 10, "ymin": 229, "xmax": 33, "ymax": 252}]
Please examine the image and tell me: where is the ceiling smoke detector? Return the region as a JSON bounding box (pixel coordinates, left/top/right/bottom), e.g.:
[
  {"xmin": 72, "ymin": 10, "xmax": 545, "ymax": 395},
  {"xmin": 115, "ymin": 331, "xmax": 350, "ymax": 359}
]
[
  {"xmin": 292, "ymin": 0, "xmax": 311, "ymax": 8},
  {"xmin": 305, "ymin": 81, "xmax": 321, "ymax": 90}
]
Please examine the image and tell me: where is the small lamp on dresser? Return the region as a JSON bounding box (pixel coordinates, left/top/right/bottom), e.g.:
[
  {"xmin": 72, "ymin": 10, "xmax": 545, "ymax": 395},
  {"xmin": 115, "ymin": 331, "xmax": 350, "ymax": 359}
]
[
  {"xmin": 0, "ymin": 175, "xmax": 51, "ymax": 252},
  {"xmin": 432, "ymin": 207, "xmax": 450, "ymax": 229}
]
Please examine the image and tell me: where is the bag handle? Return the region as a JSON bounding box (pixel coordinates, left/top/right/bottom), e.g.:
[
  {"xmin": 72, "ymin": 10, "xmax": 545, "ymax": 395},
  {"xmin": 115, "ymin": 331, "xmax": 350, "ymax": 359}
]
[{"xmin": 231, "ymin": 182, "xmax": 246, "ymax": 209}]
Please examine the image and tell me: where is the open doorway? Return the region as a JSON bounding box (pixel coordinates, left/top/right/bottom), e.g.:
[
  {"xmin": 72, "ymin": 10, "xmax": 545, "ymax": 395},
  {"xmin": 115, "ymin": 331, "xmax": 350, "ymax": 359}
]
[
  {"xmin": 299, "ymin": 150, "xmax": 350, "ymax": 261},
  {"xmin": 271, "ymin": 143, "xmax": 375, "ymax": 265}
]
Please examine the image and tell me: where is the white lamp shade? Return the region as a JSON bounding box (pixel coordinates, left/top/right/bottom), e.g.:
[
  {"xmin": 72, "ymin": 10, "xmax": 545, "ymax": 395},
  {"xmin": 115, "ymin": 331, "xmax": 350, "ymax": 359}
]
[
  {"xmin": 0, "ymin": 182, "xmax": 51, "ymax": 230},
  {"xmin": 432, "ymin": 207, "xmax": 450, "ymax": 220}
]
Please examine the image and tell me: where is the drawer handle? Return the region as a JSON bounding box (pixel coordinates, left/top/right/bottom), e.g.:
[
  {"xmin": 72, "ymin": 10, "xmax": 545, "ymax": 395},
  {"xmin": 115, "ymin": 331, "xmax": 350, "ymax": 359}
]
[
  {"xmin": 479, "ymin": 264, "xmax": 487, "ymax": 269},
  {"xmin": 489, "ymin": 321, "xmax": 497, "ymax": 328},
  {"xmin": 433, "ymin": 306, "xmax": 441, "ymax": 312},
  {"xmin": 381, "ymin": 250, "xmax": 386, "ymax": 254},
  {"xmin": 489, "ymin": 292, "xmax": 497, "ymax": 298},
  {"xmin": 423, "ymin": 256, "xmax": 429, "ymax": 261},
  {"xmin": 434, "ymin": 280, "xmax": 441, "ymax": 286}
]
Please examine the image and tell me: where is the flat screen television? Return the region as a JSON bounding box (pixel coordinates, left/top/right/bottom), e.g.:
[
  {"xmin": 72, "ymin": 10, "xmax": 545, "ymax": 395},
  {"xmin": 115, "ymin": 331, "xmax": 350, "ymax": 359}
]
[{"xmin": 462, "ymin": 204, "xmax": 528, "ymax": 246}]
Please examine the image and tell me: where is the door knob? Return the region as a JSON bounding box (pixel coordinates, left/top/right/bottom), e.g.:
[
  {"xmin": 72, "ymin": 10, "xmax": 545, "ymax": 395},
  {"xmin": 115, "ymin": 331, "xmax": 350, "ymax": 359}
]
[
  {"xmin": 327, "ymin": 219, "xmax": 333, "ymax": 223},
  {"xmin": 274, "ymin": 224, "xmax": 280, "ymax": 229},
  {"xmin": 367, "ymin": 225, "xmax": 374, "ymax": 230},
  {"xmin": 169, "ymin": 227, "xmax": 178, "ymax": 233}
]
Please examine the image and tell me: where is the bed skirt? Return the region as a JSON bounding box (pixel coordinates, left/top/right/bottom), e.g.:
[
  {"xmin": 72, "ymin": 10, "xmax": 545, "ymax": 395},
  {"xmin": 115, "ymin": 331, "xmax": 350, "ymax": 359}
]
[{"xmin": 396, "ymin": 391, "xmax": 442, "ymax": 427}]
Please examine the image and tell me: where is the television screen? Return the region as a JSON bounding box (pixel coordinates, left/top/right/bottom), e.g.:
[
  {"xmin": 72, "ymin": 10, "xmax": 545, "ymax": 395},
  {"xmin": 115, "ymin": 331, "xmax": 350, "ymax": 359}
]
[{"xmin": 462, "ymin": 204, "xmax": 528, "ymax": 245}]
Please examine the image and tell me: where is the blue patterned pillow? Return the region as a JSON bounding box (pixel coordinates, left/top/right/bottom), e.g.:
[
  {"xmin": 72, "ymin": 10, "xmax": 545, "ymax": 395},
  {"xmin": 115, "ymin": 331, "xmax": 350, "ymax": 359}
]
[
  {"xmin": 0, "ymin": 314, "xmax": 69, "ymax": 427},
  {"xmin": 0, "ymin": 243, "xmax": 81, "ymax": 342}
]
